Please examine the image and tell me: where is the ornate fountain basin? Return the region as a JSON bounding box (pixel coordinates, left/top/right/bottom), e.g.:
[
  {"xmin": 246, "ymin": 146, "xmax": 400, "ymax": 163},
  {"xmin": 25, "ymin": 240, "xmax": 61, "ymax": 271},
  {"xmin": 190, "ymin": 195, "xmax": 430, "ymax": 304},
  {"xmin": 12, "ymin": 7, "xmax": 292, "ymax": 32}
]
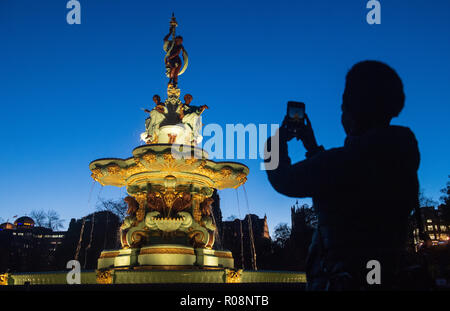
[
  {"xmin": 152, "ymin": 216, "xmax": 184, "ymax": 232},
  {"xmin": 89, "ymin": 144, "xmax": 249, "ymax": 191}
]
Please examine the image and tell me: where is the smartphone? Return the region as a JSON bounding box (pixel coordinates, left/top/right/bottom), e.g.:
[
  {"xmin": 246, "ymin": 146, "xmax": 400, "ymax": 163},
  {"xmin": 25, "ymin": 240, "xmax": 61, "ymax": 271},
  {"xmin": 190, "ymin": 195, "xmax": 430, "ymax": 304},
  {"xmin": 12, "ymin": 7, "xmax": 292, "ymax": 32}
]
[{"xmin": 287, "ymin": 101, "xmax": 305, "ymax": 122}]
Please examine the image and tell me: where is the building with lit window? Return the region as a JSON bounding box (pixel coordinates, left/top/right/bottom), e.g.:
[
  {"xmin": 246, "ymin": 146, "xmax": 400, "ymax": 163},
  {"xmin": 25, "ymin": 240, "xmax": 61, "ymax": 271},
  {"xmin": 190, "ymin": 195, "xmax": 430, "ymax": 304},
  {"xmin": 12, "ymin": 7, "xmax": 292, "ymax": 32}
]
[
  {"xmin": 0, "ymin": 216, "xmax": 66, "ymax": 272},
  {"xmin": 413, "ymin": 207, "xmax": 450, "ymax": 247}
]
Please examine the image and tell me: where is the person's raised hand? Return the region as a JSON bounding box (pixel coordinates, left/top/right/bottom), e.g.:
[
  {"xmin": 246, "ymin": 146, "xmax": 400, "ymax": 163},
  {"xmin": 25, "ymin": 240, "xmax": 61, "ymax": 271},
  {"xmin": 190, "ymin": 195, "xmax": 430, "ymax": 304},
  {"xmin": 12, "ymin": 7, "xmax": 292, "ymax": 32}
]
[
  {"xmin": 279, "ymin": 116, "xmax": 297, "ymax": 142},
  {"xmin": 296, "ymin": 114, "xmax": 319, "ymax": 152}
]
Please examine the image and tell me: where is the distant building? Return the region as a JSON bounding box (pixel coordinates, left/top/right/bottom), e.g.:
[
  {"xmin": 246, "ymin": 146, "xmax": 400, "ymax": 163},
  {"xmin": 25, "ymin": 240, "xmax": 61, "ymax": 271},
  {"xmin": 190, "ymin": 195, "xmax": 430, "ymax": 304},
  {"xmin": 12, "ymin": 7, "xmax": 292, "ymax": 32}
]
[
  {"xmin": 413, "ymin": 207, "xmax": 450, "ymax": 247},
  {"xmin": 291, "ymin": 203, "xmax": 317, "ymax": 237},
  {"xmin": 221, "ymin": 214, "xmax": 271, "ymax": 270},
  {"xmin": 0, "ymin": 222, "xmax": 15, "ymax": 230},
  {"xmin": 53, "ymin": 211, "xmax": 120, "ymax": 270},
  {"xmin": 0, "ymin": 216, "xmax": 66, "ymax": 272},
  {"xmin": 14, "ymin": 216, "xmax": 35, "ymax": 229},
  {"xmin": 0, "ymin": 211, "xmax": 126, "ymax": 272},
  {"xmin": 210, "ymin": 190, "xmax": 223, "ymax": 248}
]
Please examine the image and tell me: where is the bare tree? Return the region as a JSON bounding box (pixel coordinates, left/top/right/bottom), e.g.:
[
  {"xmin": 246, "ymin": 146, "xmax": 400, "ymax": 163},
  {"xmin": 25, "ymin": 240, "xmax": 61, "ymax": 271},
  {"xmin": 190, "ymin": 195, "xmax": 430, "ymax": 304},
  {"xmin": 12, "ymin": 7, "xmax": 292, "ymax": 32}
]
[
  {"xmin": 45, "ymin": 210, "xmax": 64, "ymax": 230},
  {"xmin": 419, "ymin": 189, "xmax": 438, "ymax": 208},
  {"xmin": 97, "ymin": 198, "xmax": 128, "ymax": 221},
  {"xmin": 30, "ymin": 210, "xmax": 47, "ymax": 227}
]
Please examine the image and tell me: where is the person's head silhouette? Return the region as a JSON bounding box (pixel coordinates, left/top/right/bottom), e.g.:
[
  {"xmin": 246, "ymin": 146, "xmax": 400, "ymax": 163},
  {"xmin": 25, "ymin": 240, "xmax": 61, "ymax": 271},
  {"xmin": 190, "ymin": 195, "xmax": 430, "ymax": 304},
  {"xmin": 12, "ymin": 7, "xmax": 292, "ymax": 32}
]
[{"xmin": 341, "ymin": 61, "xmax": 405, "ymax": 136}]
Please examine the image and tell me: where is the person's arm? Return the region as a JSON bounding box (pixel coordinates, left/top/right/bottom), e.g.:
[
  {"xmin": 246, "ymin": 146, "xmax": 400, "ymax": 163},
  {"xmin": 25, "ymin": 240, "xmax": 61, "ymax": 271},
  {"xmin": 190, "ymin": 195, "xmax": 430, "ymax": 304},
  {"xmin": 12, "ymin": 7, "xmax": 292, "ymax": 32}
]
[
  {"xmin": 265, "ymin": 114, "xmax": 327, "ymax": 196},
  {"xmin": 266, "ymin": 114, "xmax": 376, "ymax": 199},
  {"xmin": 265, "ymin": 131, "xmax": 325, "ymax": 198}
]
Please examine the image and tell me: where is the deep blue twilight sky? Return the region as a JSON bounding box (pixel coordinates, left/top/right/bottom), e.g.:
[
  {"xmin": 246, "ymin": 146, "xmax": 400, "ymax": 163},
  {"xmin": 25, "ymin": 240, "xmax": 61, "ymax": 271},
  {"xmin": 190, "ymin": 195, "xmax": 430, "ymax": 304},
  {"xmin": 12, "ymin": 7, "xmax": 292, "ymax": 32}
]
[{"xmin": 1, "ymin": 0, "xmax": 449, "ymax": 234}]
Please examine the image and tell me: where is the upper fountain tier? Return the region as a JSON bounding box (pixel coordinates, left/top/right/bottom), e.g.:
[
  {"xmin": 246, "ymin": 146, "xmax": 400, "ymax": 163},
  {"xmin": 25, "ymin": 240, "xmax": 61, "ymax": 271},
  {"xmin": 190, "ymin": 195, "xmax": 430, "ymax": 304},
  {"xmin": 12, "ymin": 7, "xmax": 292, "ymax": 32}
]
[{"xmin": 90, "ymin": 144, "xmax": 249, "ymax": 194}]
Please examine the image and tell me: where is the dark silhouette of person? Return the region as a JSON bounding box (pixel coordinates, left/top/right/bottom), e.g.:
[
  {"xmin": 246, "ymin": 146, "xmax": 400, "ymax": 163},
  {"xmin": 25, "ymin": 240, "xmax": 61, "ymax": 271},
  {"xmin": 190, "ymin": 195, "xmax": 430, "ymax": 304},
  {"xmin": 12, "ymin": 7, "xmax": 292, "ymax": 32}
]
[{"xmin": 265, "ymin": 61, "xmax": 420, "ymax": 290}]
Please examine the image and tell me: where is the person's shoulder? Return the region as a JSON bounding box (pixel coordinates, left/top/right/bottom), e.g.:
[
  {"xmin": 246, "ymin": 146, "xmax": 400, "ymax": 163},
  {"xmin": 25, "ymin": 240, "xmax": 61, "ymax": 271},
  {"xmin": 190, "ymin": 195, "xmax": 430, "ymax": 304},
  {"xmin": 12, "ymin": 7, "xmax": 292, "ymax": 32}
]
[
  {"xmin": 380, "ymin": 126, "xmax": 420, "ymax": 165},
  {"xmin": 385, "ymin": 125, "xmax": 418, "ymax": 144},
  {"xmin": 387, "ymin": 125, "xmax": 416, "ymax": 135},
  {"xmin": 347, "ymin": 125, "xmax": 419, "ymax": 155}
]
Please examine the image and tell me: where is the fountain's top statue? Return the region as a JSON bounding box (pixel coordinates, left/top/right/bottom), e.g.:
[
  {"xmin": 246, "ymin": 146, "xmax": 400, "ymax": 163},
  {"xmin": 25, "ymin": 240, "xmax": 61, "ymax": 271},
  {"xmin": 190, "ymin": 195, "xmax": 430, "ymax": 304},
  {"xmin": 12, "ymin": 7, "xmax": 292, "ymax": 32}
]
[
  {"xmin": 163, "ymin": 13, "xmax": 188, "ymax": 88},
  {"xmin": 140, "ymin": 14, "xmax": 207, "ymax": 146}
]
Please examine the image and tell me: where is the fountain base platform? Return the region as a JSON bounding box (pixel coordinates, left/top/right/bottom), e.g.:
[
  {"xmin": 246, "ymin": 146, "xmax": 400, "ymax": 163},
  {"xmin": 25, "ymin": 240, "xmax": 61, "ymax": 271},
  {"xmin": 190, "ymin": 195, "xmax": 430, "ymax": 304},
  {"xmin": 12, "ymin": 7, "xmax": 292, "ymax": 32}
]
[
  {"xmin": 98, "ymin": 244, "xmax": 234, "ymax": 270},
  {"xmin": 1, "ymin": 269, "xmax": 306, "ymax": 286}
]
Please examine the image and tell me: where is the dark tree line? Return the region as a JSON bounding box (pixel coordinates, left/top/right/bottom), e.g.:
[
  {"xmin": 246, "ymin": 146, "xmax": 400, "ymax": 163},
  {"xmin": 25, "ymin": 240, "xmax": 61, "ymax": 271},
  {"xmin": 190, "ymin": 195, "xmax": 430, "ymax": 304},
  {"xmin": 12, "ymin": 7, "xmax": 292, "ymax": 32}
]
[{"xmin": 265, "ymin": 204, "xmax": 317, "ymax": 271}]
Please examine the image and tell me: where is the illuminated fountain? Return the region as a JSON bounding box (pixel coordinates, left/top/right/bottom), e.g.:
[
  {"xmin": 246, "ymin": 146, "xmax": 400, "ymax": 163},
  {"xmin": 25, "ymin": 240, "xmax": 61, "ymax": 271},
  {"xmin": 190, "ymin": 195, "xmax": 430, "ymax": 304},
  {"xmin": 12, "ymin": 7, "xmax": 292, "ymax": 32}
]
[
  {"xmin": 90, "ymin": 15, "xmax": 249, "ymax": 271},
  {"xmin": 0, "ymin": 15, "xmax": 306, "ymax": 285}
]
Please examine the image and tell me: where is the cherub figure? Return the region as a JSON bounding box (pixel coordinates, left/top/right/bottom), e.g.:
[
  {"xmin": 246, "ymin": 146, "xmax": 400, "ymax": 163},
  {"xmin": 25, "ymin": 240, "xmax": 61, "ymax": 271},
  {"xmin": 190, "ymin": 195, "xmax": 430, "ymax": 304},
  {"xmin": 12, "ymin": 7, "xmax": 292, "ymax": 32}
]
[
  {"xmin": 200, "ymin": 197, "xmax": 214, "ymax": 216},
  {"xmin": 120, "ymin": 196, "xmax": 139, "ymax": 234},
  {"xmin": 147, "ymin": 192, "xmax": 165, "ymax": 214},
  {"xmin": 163, "ymin": 26, "xmax": 187, "ymax": 88},
  {"xmin": 141, "ymin": 95, "xmax": 168, "ymax": 144},
  {"xmin": 179, "ymin": 94, "xmax": 208, "ymax": 144},
  {"xmin": 124, "ymin": 196, "xmax": 139, "ymax": 216},
  {"xmin": 171, "ymin": 193, "xmax": 192, "ymax": 215}
]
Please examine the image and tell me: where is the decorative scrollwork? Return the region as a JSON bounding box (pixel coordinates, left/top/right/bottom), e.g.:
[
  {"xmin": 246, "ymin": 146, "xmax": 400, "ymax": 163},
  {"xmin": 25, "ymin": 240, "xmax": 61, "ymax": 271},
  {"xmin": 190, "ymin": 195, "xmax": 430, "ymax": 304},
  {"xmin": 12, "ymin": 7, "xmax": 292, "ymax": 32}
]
[
  {"xmin": 91, "ymin": 168, "xmax": 103, "ymax": 184},
  {"xmin": 163, "ymin": 153, "xmax": 176, "ymax": 166},
  {"xmin": 224, "ymin": 269, "xmax": 243, "ymax": 283},
  {"xmin": 187, "ymin": 228, "xmax": 206, "ymax": 248},
  {"xmin": 130, "ymin": 230, "xmax": 148, "ymax": 248},
  {"xmin": 185, "ymin": 157, "xmax": 198, "ymax": 165},
  {"xmin": 107, "ymin": 164, "xmax": 122, "ymax": 175},
  {"xmin": 142, "ymin": 153, "xmax": 157, "ymax": 164},
  {"xmin": 0, "ymin": 273, "xmax": 9, "ymax": 286},
  {"xmin": 236, "ymin": 172, "xmax": 248, "ymax": 188},
  {"xmin": 219, "ymin": 166, "xmax": 232, "ymax": 178},
  {"xmin": 133, "ymin": 192, "xmax": 147, "ymax": 222},
  {"xmin": 96, "ymin": 269, "xmax": 114, "ymax": 284}
]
